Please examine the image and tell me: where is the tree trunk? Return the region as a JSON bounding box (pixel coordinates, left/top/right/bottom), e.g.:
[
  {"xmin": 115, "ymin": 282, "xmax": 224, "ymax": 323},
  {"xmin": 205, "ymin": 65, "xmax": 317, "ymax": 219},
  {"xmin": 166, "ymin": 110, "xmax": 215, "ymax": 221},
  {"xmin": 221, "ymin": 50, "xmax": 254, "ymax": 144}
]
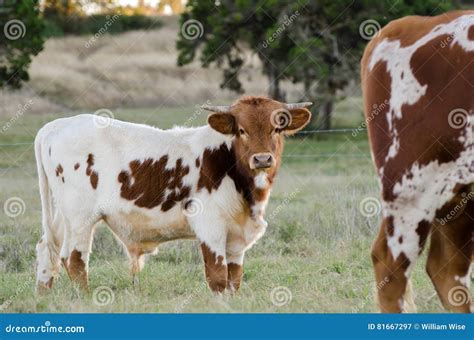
[
  {"xmin": 267, "ymin": 64, "xmax": 285, "ymax": 101},
  {"xmin": 320, "ymin": 99, "xmax": 333, "ymax": 130}
]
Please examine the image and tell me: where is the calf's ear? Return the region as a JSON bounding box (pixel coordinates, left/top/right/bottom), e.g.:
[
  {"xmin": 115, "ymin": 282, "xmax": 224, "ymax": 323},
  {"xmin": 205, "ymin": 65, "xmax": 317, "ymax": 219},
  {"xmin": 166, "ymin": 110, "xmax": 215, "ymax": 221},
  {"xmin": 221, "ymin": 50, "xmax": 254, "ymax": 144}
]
[
  {"xmin": 207, "ymin": 113, "xmax": 237, "ymax": 135},
  {"xmin": 283, "ymin": 108, "xmax": 312, "ymax": 135}
]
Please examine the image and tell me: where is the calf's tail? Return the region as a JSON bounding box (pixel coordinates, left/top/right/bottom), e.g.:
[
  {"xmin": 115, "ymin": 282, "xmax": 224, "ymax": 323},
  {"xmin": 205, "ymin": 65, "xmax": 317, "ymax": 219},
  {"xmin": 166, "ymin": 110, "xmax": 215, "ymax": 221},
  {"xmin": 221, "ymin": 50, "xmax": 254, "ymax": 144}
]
[{"xmin": 34, "ymin": 130, "xmax": 54, "ymax": 242}]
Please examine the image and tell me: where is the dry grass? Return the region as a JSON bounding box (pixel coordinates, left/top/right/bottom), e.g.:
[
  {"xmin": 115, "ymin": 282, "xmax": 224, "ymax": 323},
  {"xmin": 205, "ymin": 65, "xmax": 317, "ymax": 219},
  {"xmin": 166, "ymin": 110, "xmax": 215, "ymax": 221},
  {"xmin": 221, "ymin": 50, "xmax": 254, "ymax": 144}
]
[
  {"xmin": 0, "ymin": 16, "xmax": 304, "ymax": 117},
  {"xmin": 0, "ymin": 108, "xmax": 449, "ymax": 313},
  {"xmin": 0, "ymin": 16, "xmax": 454, "ymax": 314}
]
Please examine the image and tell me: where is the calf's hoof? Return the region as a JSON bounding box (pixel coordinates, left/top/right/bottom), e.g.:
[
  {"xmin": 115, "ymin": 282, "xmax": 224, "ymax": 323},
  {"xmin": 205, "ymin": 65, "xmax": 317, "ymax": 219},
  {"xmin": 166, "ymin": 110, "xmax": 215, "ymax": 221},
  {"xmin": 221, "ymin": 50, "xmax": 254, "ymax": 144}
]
[{"xmin": 36, "ymin": 277, "xmax": 54, "ymax": 294}]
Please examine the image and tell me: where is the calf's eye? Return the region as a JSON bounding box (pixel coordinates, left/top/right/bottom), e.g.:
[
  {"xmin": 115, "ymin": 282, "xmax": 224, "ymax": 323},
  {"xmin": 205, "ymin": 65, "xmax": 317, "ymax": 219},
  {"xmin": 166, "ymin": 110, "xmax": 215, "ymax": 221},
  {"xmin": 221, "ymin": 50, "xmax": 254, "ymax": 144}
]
[{"xmin": 239, "ymin": 128, "xmax": 245, "ymax": 135}]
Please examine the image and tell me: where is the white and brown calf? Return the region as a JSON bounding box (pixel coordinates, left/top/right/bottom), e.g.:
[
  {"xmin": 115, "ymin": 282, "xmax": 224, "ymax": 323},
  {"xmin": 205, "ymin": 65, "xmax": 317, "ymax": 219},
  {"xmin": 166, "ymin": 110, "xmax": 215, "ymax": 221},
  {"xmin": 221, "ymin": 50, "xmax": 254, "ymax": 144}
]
[
  {"xmin": 362, "ymin": 11, "xmax": 473, "ymax": 312},
  {"xmin": 34, "ymin": 96, "xmax": 311, "ymax": 293}
]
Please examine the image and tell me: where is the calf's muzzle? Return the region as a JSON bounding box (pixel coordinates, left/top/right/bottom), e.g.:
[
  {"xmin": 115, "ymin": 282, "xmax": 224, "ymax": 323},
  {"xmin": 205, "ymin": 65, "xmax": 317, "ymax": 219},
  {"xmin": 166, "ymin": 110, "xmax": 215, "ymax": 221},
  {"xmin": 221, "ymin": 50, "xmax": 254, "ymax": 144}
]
[{"xmin": 250, "ymin": 153, "xmax": 274, "ymax": 169}]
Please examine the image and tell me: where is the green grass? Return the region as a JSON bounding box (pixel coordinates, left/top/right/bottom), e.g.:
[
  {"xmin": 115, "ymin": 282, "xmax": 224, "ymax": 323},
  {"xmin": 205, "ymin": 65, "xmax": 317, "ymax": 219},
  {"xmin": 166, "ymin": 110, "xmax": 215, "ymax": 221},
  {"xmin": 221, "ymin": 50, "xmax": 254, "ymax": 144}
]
[{"xmin": 0, "ymin": 103, "xmax": 447, "ymax": 313}]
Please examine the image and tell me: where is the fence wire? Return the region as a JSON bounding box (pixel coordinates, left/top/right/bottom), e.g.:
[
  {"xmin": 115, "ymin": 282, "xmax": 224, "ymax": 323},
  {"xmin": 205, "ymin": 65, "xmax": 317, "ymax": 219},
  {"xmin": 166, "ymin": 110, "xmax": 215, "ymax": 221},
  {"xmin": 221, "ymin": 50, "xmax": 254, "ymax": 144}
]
[{"xmin": 0, "ymin": 128, "xmax": 369, "ymax": 158}]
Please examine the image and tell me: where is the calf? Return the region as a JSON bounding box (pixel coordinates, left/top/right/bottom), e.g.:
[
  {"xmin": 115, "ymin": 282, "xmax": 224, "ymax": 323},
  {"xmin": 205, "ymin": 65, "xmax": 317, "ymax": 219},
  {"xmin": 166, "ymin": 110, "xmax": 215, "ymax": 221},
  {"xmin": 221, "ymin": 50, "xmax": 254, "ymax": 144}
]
[
  {"xmin": 34, "ymin": 96, "xmax": 311, "ymax": 293},
  {"xmin": 361, "ymin": 11, "xmax": 473, "ymax": 312}
]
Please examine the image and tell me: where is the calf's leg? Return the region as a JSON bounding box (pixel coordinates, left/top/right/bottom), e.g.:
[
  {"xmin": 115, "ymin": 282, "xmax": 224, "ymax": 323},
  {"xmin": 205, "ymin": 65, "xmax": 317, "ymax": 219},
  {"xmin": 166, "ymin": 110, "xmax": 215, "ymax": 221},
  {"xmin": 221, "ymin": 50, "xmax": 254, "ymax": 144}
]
[
  {"xmin": 126, "ymin": 244, "xmax": 158, "ymax": 286},
  {"xmin": 200, "ymin": 243, "xmax": 227, "ymax": 293},
  {"xmin": 227, "ymin": 262, "xmax": 244, "ymax": 292},
  {"xmin": 192, "ymin": 219, "xmax": 228, "ymax": 293},
  {"xmin": 129, "ymin": 252, "xmax": 145, "ymax": 286},
  {"xmin": 226, "ymin": 242, "xmax": 246, "ymax": 292},
  {"xmin": 36, "ymin": 213, "xmax": 63, "ymax": 292},
  {"xmin": 61, "ymin": 218, "xmax": 96, "ymax": 289}
]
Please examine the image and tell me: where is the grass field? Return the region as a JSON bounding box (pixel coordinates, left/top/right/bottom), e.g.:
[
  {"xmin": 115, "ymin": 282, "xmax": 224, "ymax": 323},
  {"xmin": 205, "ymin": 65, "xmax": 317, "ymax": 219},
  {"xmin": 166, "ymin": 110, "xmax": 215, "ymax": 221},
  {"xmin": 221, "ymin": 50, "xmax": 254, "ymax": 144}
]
[{"xmin": 0, "ymin": 99, "xmax": 453, "ymax": 313}]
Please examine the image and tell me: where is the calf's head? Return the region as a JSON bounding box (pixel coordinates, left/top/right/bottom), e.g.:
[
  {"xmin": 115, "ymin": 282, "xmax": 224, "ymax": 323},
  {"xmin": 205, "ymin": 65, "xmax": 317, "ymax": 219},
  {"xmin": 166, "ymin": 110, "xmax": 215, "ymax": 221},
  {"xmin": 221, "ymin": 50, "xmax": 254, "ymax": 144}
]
[{"xmin": 204, "ymin": 96, "xmax": 312, "ymax": 176}]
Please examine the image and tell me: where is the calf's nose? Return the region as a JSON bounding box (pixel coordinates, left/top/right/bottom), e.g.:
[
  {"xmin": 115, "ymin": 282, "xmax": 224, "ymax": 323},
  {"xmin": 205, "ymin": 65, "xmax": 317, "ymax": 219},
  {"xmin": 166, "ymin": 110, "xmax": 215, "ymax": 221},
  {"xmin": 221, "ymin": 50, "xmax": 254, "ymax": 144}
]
[{"xmin": 251, "ymin": 153, "xmax": 274, "ymax": 169}]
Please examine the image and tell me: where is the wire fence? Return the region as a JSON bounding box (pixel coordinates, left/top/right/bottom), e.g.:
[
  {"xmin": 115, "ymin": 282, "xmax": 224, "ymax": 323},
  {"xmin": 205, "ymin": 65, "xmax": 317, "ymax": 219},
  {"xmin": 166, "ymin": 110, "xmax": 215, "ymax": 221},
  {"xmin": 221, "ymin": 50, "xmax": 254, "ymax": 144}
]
[
  {"xmin": 0, "ymin": 128, "xmax": 369, "ymax": 159},
  {"xmin": 295, "ymin": 128, "xmax": 365, "ymax": 135}
]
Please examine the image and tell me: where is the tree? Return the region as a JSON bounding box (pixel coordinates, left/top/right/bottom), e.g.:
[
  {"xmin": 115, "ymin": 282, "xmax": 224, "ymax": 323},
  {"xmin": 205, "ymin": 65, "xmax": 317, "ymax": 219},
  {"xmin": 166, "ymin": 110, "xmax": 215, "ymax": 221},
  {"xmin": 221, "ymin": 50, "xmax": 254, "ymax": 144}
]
[
  {"xmin": 283, "ymin": 0, "xmax": 456, "ymax": 129},
  {"xmin": 176, "ymin": 0, "xmax": 456, "ymax": 129},
  {"xmin": 43, "ymin": 0, "xmax": 83, "ymax": 18},
  {"xmin": 0, "ymin": 0, "xmax": 45, "ymax": 88},
  {"xmin": 177, "ymin": 0, "xmax": 297, "ymax": 101}
]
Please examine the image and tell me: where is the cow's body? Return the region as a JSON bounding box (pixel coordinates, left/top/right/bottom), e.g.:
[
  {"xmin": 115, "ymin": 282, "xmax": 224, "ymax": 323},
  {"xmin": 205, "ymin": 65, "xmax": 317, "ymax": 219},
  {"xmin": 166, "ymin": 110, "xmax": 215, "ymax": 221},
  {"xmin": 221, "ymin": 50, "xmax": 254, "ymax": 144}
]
[
  {"xmin": 34, "ymin": 97, "xmax": 311, "ymax": 293},
  {"xmin": 361, "ymin": 11, "xmax": 473, "ymax": 312}
]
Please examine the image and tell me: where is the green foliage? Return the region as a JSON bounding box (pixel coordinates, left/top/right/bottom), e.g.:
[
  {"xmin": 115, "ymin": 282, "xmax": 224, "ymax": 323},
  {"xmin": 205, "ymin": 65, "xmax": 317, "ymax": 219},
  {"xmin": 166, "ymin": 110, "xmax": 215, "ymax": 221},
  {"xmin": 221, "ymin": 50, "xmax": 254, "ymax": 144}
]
[
  {"xmin": 284, "ymin": 0, "xmax": 456, "ymax": 99},
  {"xmin": 0, "ymin": 0, "xmax": 45, "ymax": 88},
  {"xmin": 42, "ymin": 0, "xmax": 162, "ymax": 37},
  {"xmin": 177, "ymin": 0, "xmax": 295, "ymax": 99},
  {"xmin": 285, "ymin": 0, "xmax": 455, "ymax": 128},
  {"xmin": 176, "ymin": 0, "xmax": 457, "ymax": 127}
]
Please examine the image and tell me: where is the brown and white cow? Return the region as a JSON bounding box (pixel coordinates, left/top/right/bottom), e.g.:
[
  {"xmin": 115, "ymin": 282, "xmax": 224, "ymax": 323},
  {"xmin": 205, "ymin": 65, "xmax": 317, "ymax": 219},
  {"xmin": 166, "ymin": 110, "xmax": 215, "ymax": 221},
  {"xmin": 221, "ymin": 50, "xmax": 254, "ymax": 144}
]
[
  {"xmin": 34, "ymin": 96, "xmax": 311, "ymax": 293},
  {"xmin": 361, "ymin": 11, "xmax": 473, "ymax": 312}
]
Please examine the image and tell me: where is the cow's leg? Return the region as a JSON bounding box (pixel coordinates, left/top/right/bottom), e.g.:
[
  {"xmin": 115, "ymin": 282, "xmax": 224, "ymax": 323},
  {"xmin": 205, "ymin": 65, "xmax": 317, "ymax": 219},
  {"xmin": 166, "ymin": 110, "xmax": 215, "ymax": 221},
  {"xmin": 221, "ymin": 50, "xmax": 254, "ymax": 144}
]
[
  {"xmin": 61, "ymin": 219, "xmax": 96, "ymax": 289},
  {"xmin": 371, "ymin": 216, "xmax": 430, "ymax": 312},
  {"xmin": 36, "ymin": 213, "xmax": 63, "ymax": 292},
  {"xmin": 427, "ymin": 206, "xmax": 472, "ymax": 313}
]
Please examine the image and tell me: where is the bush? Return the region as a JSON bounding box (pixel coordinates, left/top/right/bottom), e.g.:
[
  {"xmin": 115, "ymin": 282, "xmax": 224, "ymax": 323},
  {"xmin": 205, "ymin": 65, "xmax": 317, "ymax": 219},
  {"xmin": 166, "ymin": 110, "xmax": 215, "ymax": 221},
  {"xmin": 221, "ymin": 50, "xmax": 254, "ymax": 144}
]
[
  {"xmin": 42, "ymin": 18, "xmax": 64, "ymax": 37},
  {"xmin": 43, "ymin": 14, "xmax": 162, "ymax": 37},
  {"xmin": 0, "ymin": 0, "xmax": 45, "ymax": 88}
]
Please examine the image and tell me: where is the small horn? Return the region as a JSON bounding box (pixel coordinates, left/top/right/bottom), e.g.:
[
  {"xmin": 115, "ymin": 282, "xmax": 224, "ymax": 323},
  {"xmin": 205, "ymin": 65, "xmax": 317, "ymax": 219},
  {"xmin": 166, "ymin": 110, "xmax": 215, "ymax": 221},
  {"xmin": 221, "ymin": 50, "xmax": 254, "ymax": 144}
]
[
  {"xmin": 285, "ymin": 102, "xmax": 313, "ymax": 110},
  {"xmin": 201, "ymin": 104, "xmax": 232, "ymax": 113}
]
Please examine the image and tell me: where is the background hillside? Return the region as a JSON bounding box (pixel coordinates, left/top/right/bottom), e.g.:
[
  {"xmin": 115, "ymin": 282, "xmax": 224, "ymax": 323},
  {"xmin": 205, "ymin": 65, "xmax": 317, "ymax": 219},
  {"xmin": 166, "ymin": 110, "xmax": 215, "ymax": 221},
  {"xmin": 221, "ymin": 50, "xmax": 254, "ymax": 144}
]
[{"xmin": 0, "ymin": 16, "xmax": 306, "ymax": 117}]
